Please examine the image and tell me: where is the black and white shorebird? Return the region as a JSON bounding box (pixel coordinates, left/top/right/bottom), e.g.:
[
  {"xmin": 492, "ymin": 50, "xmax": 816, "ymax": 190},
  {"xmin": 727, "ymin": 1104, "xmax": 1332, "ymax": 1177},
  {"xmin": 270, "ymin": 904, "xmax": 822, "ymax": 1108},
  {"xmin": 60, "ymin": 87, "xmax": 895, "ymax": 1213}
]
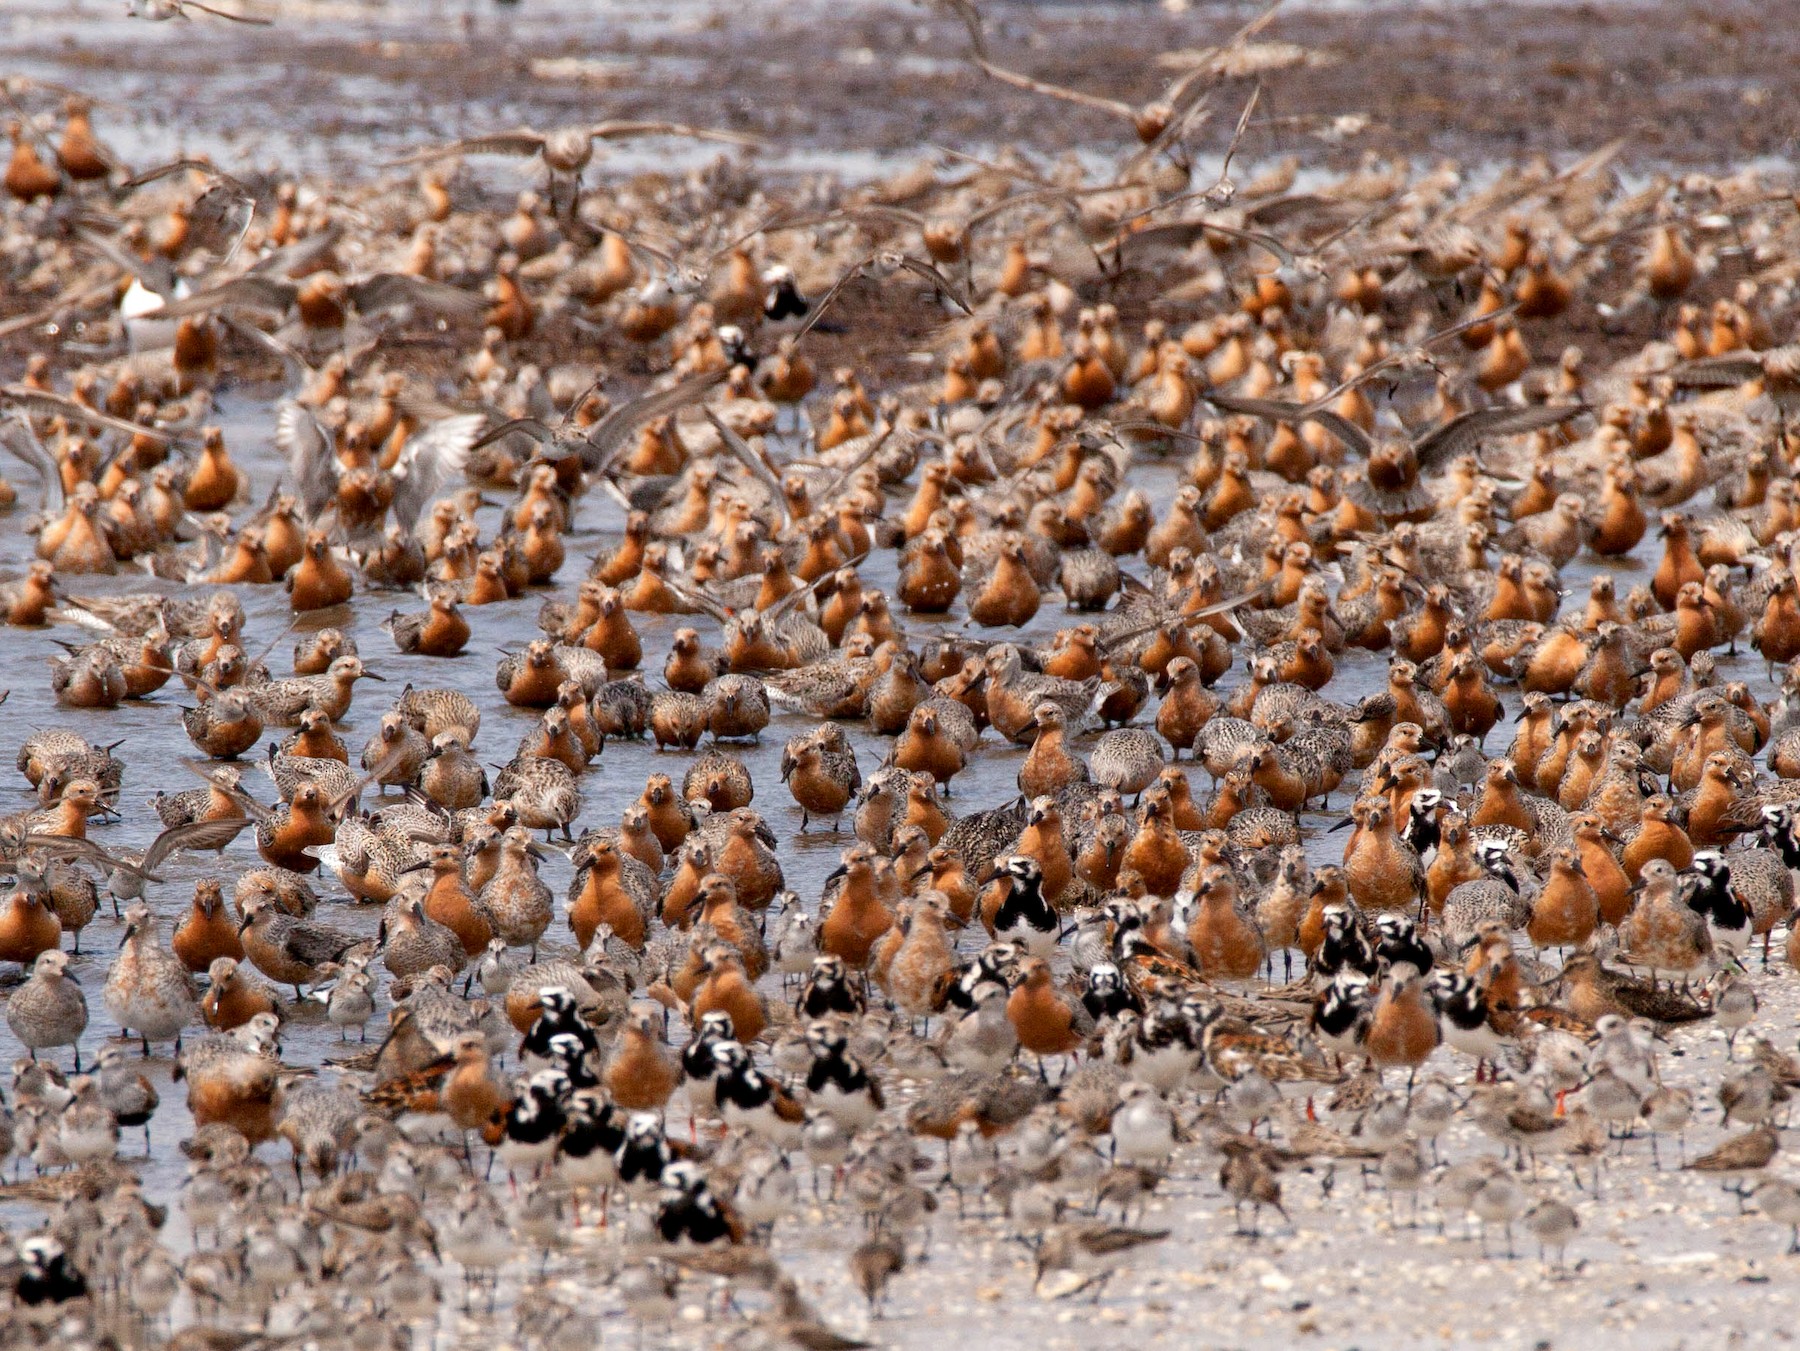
[
  {"xmin": 803, "ymin": 1024, "xmax": 886, "ymax": 1132},
  {"xmin": 521, "ymin": 987, "xmax": 599, "ymax": 1065},
  {"xmin": 1685, "ymin": 851, "xmax": 1753, "ymax": 965},
  {"xmin": 676, "ymin": 1009, "xmax": 735, "ymax": 1129},
  {"xmin": 1317, "ymin": 904, "xmax": 1380, "ymax": 980},
  {"xmin": 940, "ymin": 941, "xmax": 1019, "ymax": 1013},
  {"xmin": 616, "ymin": 1112, "xmax": 679, "ymax": 1198},
  {"xmin": 15, "ymin": 1237, "xmax": 88, "ymax": 1306},
  {"xmin": 992, "ymin": 855, "xmax": 1060, "ymax": 958},
  {"xmin": 796, "ymin": 954, "xmax": 865, "ymax": 1020},
  {"xmin": 761, "ymin": 265, "xmax": 809, "ymax": 322},
  {"xmin": 496, "ymin": 1069, "xmax": 568, "ymax": 1175},
  {"xmin": 1374, "ymin": 912, "xmax": 1434, "ymax": 976},
  {"xmin": 1399, "ymin": 787, "xmax": 1444, "ymax": 857},
  {"xmin": 556, "ymin": 1088, "xmax": 627, "ymax": 1192},
  {"xmin": 542, "ymin": 1030, "xmax": 602, "ymax": 1091},
  {"xmin": 1759, "ymin": 803, "xmax": 1800, "ymax": 874},
  {"xmin": 1426, "ymin": 968, "xmax": 1505, "ymax": 1079},
  {"xmin": 1310, "ymin": 971, "xmax": 1373, "ymax": 1062},
  {"xmin": 655, "ymin": 1161, "xmax": 745, "ymax": 1245},
  {"xmin": 712, "ymin": 1040, "xmax": 807, "ymax": 1148},
  {"xmin": 1082, "ymin": 962, "xmax": 1141, "ymax": 1023}
]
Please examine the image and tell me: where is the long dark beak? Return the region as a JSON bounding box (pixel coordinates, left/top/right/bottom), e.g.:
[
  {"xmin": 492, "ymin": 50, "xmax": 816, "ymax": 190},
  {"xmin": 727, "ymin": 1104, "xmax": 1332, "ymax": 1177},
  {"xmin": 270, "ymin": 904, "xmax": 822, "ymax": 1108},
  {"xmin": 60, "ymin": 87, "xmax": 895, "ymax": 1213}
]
[
  {"xmin": 1326, "ymin": 816, "xmax": 1355, "ymax": 833},
  {"xmin": 363, "ymin": 671, "xmax": 388, "ymax": 682}
]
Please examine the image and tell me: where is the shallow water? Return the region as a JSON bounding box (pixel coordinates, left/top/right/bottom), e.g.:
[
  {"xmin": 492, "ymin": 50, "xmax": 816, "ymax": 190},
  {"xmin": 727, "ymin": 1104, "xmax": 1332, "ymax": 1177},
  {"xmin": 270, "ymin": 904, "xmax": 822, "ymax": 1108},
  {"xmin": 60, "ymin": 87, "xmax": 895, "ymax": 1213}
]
[
  {"xmin": 0, "ymin": 219, "xmax": 1785, "ymax": 1351},
  {"xmin": 0, "ymin": 359, "xmax": 1781, "ymax": 1350}
]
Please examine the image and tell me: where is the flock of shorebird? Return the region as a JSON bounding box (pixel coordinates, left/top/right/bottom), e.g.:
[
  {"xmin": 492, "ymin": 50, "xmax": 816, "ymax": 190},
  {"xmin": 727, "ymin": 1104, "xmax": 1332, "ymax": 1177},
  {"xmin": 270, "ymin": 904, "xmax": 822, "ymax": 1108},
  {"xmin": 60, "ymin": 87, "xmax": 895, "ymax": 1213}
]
[{"xmin": 6, "ymin": 0, "xmax": 1800, "ymax": 1343}]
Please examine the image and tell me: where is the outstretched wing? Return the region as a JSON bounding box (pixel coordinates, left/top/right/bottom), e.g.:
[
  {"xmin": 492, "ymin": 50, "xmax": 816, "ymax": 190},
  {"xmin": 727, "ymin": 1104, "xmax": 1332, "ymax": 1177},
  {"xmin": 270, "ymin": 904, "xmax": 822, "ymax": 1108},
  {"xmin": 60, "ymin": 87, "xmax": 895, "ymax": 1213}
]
[
  {"xmin": 1198, "ymin": 220, "xmax": 1299, "ymax": 269},
  {"xmin": 0, "ymin": 386, "xmax": 184, "ymax": 444},
  {"xmin": 970, "ymin": 60, "xmax": 1135, "ymax": 118},
  {"xmin": 18, "ymin": 834, "xmax": 134, "ymax": 873},
  {"xmin": 704, "ymin": 409, "xmax": 786, "ymax": 510},
  {"xmin": 788, "ymin": 257, "xmax": 876, "ymax": 347},
  {"xmin": 248, "ymin": 221, "xmax": 344, "ymax": 278},
  {"xmin": 1411, "ymin": 404, "xmax": 1588, "ymax": 472},
  {"xmin": 582, "ymin": 369, "xmax": 728, "ymax": 475},
  {"xmin": 891, "ymin": 253, "xmax": 973, "ymax": 313},
  {"xmin": 73, "ymin": 224, "xmax": 178, "ymax": 298},
  {"xmin": 384, "ymin": 131, "xmax": 550, "ymax": 166},
  {"xmin": 181, "ymin": 760, "xmax": 274, "ymax": 820},
  {"xmin": 329, "ymin": 745, "xmax": 412, "ymax": 817},
  {"xmin": 122, "ymin": 157, "xmax": 256, "ymax": 198},
  {"xmin": 390, "ymin": 415, "xmax": 485, "ymax": 531},
  {"xmin": 0, "ymin": 416, "xmax": 64, "ymax": 513},
  {"xmin": 469, "ymin": 416, "xmax": 558, "ymax": 453},
  {"xmin": 141, "ymin": 815, "xmax": 257, "ymax": 875},
  {"xmin": 347, "ymin": 273, "xmax": 487, "ymax": 321},
  {"xmin": 222, "ymin": 316, "xmax": 313, "ymax": 393},
  {"xmin": 811, "ymin": 422, "xmax": 895, "ymax": 505},
  {"xmin": 589, "ymin": 121, "xmax": 765, "ymax": 149},
  {"xmin": 1668, "ymin": 352, "xmax": 1766, "ymax": 390},
  {"xmin": 276, "ymin": 401, "xmax": 339, "ymax": 520},
  {"xmin": 146, "ymin": 272, "xmax": 298, "ymax": 319},
  {"xmin": 1206, "ymin": 391, "xmax": 1374, "ymax": 456}
]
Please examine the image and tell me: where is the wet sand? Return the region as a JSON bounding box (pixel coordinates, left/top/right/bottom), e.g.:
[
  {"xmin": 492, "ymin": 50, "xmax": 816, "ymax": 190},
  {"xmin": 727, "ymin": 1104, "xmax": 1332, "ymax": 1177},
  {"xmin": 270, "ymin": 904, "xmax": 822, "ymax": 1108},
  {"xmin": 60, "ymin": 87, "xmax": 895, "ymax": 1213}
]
[
  {"xmin": 6, "ymin": 0, "xmax": 1795, "ymax": 388},
  {"xmin": 7, "ymin": 0, "xmax": 1798, "ymax": 185}
]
